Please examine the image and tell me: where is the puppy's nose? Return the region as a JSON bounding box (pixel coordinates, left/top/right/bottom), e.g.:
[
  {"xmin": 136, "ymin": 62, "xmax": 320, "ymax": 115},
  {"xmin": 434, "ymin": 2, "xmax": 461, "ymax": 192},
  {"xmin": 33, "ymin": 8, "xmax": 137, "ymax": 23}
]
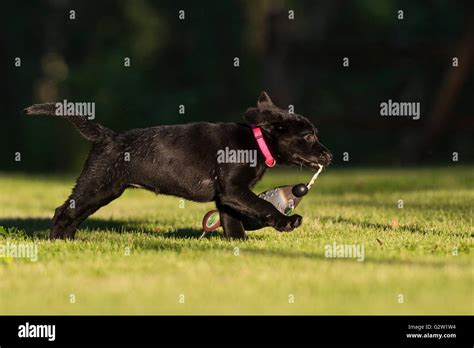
[
  {"xmin": 326, "ymin": 152, "xmax": 333, "ymax": 163},
  {"xmin": 320, "ymin": 152, "xmax": 333, "ymax": 166}
]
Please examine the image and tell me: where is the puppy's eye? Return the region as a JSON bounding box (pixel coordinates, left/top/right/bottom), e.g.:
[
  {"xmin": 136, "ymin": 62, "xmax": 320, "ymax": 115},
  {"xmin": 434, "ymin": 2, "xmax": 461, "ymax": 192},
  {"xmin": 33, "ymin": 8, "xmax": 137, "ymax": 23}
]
[
  {"xmin": 275, "ymin": 125, "xmax": 287, "ymax": 132},
  {"xmin": 303, "ymin": 133, "xmax": 316, "ymax": 142}
]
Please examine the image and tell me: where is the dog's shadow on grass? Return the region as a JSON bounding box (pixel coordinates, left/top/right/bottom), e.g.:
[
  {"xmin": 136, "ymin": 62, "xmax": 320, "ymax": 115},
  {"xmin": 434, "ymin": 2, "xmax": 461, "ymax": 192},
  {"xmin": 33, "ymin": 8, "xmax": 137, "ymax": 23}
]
[
  {"xmin": 0, "ymin": 217, "xmax": 208, "ymax": 240},
  {"xmin": 0, "ymin": 218, "xmax": 466, "ymax": 269}
]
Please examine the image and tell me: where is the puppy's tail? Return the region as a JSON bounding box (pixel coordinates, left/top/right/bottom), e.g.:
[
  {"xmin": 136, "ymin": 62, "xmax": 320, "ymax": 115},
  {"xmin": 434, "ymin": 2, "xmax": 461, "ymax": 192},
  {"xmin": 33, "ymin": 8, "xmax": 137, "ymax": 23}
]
[{"xmin": 23, "ymin": 102, "xmax": 115, "ymax": 142}]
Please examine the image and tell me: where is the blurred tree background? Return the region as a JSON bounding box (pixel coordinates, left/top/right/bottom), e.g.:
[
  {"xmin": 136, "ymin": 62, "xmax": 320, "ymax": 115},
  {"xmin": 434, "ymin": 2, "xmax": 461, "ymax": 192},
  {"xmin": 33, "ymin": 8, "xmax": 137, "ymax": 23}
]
[{"xmin": 1, "ymin": 0, "xmax": 473, "ymax": 173}]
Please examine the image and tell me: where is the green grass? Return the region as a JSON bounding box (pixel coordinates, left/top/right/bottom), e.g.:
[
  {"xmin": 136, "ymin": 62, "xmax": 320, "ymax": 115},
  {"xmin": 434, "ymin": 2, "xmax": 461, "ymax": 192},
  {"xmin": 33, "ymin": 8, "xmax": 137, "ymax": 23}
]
[{"xmin": 0, "ymin": 167, "xmax": 472, "ymax": 315}]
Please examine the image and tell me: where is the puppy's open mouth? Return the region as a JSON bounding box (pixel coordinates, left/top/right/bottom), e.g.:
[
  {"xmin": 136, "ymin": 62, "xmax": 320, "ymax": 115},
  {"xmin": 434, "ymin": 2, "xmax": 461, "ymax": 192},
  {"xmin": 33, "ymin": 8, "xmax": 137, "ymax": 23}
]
[{"xmin": 292, "ymin": 154, "xmax": 324, "ymax": 169}]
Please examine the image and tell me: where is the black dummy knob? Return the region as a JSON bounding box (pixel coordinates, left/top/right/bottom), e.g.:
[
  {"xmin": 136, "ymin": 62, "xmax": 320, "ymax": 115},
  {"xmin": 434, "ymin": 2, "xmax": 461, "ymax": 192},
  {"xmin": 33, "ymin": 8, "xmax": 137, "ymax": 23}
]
[{"xmin": 292, "ymin": 183, "xmax": 308, "ymax": 197}]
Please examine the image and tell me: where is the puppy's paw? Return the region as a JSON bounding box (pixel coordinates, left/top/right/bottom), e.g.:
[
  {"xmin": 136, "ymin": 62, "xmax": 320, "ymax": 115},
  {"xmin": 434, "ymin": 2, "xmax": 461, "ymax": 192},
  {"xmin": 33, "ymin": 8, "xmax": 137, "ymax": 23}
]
[
  {"xmin": 224, "ymin": 230, "xmax": 248, "ymax": 240},
  {"xmin": 274, "ymin": 214, "xmax": 303, "ymax": 232},
  {"xmin": 289, "ymin": 214, "xmax": 303, "ymax": 229}
]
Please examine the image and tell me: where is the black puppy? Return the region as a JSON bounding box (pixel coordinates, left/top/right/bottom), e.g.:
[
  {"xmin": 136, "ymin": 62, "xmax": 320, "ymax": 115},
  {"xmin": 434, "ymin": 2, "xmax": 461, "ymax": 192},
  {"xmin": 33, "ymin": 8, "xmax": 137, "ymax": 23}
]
[{"xmin": 24, "ymin": 92, "xmax": 332, "ymax": 240}]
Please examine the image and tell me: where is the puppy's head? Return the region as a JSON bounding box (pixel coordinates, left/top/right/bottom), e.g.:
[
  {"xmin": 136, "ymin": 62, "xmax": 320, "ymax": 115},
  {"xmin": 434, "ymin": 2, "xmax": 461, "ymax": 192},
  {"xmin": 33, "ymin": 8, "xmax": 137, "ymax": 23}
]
[{"xmin": 245, "ymin": 91, "xmax": 332, "ymax": 168}]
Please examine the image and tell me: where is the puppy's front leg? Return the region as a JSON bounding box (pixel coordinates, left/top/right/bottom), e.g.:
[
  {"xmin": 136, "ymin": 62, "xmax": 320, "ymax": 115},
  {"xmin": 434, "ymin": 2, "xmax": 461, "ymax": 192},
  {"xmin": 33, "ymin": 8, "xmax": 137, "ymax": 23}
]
[
  {"xmin": 218, "ymin": 188, "xmax": 302, "ymax": 232},
  {"xmin": 216, "ymin": 203, "xmax": 247, "ymax": 240}
]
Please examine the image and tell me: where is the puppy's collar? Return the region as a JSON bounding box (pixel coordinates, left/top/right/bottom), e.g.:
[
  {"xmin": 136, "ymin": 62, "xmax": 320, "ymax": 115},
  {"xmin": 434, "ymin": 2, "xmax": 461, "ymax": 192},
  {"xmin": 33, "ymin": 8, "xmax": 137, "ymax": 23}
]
[{"xmin": 251, "ymin": 125, "xmax": 276, "ymax": 167}]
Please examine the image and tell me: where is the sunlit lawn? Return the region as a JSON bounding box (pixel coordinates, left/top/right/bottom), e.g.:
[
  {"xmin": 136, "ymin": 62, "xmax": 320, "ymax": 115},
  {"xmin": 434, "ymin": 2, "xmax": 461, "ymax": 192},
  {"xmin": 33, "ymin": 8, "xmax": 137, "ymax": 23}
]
[{"xmin": 0, "ymin": 167, "xmax": 472, "ymax": 314}]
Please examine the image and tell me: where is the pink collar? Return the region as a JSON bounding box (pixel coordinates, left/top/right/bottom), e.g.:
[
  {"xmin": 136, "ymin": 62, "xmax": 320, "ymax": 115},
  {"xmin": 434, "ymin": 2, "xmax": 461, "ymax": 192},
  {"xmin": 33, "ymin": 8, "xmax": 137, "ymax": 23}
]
[{"xmin": 251, "ymin": 125, "xmax": 276, "ymax": 167}]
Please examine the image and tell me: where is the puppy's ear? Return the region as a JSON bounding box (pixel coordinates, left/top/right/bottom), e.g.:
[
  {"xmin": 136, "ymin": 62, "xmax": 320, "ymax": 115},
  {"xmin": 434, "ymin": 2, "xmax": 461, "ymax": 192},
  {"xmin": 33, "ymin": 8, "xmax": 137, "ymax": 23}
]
[
  {"xmin": 244, "ymin": 108, "xmax": 276, "ymax": 135},
  {"xmin": 245, "ymin": 91, "xmax": 278, "ymax": 128},
  {"xmin": 257, "ymin": 91, "xmax": 274, "ymax": 109}
]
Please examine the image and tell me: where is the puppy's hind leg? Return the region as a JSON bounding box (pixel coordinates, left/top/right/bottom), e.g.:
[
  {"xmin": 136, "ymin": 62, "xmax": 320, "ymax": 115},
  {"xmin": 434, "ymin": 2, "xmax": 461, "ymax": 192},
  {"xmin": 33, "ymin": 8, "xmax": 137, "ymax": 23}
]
[
  {"xmin": 51, "ymin": 176, "xmax": 125, "ymax": 240},
  {"xmin": 216, "ymin": 203, "xmax": 247, "ymax": 240}
]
